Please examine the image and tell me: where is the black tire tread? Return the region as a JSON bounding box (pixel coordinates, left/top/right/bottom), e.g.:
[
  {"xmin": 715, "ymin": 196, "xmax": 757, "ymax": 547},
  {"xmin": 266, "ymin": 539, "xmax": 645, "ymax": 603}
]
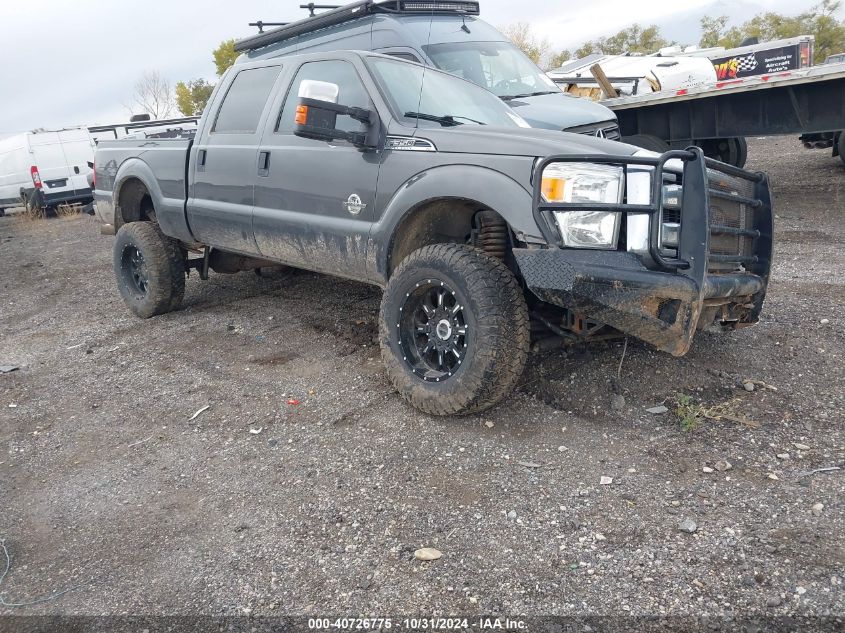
[
  {"xmin": 380, "ymin": 244, "xmax": 529, "ymax": 416},
  {"xmin": 114, "ymin": 222, "xmax": 185, "ymax": 318},
  {"xmin": 838, "ymin": 131, "xmax": 845, "ymax": 168}
]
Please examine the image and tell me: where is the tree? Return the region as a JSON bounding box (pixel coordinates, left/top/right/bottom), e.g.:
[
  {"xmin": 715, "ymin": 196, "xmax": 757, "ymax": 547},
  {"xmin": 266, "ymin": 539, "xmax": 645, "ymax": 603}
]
[
  {"xmin": 213, "ymin": 39, "xmax": 238, "ymax": 76},
  {"xmin": 699, "ymin": 15, "xmax": 730, "ymax": 48},
  {"xmin": 573, "ymin": 41, "xmax": 599, "ymax": 59},
  {"xmin": 129, "ymin": 70, "xmax": 174, "ymax": 119},
  {"xmin": 501, "ymin": 22, "xmax": 551, "ymax": 65},
  {"xmin": 548, "ymin": 50, "xmax": 572, "ymax": 70},
  {"xmin": 175, "ymin": 79, "xmax": 215, "ymax": 116},
  {"xmin": 699, "ymin": 1, "xmax": 845, "ymax": 62},
  {"xmin": 577, "ymin": 24, "xmax": 670, "ymax": 56},
  {"xmin": 813, "ymin": 0, "xmax": 845, "ymax": 60}
]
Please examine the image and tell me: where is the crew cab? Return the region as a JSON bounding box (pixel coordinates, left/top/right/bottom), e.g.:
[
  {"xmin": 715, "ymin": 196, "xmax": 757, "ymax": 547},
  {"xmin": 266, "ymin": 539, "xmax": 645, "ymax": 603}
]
[{"xmin": 94, "ymin": 51, "xmax": 773, "ymax": 415}]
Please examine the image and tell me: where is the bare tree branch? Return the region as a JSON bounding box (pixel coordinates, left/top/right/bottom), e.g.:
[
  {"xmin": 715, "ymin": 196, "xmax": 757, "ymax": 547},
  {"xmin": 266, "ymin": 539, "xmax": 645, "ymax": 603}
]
[{"xmin": 130, "ymin": 70, "xmax": 175, "ymax": 120}]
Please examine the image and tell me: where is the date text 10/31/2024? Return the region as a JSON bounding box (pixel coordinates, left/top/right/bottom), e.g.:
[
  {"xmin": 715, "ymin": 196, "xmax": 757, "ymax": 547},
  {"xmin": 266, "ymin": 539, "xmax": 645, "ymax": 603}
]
[{"xmin": 307, "ymin": 617, "xmax": 528, "ymax": 630}]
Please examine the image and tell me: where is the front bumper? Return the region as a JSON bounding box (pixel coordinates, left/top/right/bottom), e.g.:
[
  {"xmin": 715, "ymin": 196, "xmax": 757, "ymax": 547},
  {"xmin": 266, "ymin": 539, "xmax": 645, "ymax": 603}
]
[{"xmin": 516, "ymin": 147, "xmax": 773, "ymax": 356}]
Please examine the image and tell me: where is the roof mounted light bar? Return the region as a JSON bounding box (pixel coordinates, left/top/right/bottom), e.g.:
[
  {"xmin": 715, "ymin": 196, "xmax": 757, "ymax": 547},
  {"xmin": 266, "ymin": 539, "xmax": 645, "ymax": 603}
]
[{"xmin": 234, "ymin": 0, "xmax": 480, "ymax": 53}]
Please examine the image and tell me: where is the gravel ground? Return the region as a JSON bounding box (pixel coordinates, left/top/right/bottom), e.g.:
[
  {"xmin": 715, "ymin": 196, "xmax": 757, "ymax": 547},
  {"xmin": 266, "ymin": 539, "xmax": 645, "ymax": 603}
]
[{"xmin": 0, "ymin": 137, "xmax": 843, "ymax": 629}]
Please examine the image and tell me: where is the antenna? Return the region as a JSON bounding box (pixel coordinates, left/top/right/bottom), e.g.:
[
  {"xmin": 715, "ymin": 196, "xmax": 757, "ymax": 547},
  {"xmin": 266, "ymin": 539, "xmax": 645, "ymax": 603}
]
[{"xmin": 300, "ymin": 3, "xmax": 342, "ymax": 17}]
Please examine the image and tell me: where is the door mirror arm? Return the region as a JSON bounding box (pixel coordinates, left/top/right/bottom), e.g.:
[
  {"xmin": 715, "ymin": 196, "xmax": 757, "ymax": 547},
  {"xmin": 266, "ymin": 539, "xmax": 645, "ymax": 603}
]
[{"xmin": 293, "ymin": 97, "xmax": 380, "ymax": 149}]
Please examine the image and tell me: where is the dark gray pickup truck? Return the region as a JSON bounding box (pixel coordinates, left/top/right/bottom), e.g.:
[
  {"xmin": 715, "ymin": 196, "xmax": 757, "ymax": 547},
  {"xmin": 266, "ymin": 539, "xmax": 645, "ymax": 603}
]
[{"xmin": 94, "ymin": 50, "xmax": 773, "ymax": 416}]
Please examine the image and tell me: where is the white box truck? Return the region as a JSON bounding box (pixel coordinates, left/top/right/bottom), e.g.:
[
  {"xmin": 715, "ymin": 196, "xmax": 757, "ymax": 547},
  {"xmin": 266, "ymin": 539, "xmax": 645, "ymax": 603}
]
[{"xmin": 0, "ymin": 127, "xmax": 95, "ymax": 215}]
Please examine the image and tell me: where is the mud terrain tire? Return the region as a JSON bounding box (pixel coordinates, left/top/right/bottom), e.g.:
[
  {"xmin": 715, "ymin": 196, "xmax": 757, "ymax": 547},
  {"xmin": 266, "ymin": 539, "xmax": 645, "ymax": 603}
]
[
  {"xmin": 114, "ymin": 222, "xmax": 185, "ymax": 318},
  {"xmin": 380, "ymin": 244, "xmax": 529, "ymax": 416}
]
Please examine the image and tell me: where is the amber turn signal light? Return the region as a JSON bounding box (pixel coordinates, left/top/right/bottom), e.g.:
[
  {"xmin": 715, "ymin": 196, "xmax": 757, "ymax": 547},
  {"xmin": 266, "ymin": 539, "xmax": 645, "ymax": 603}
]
[{"xmin": 295, "ymin": 105, "xmax": 308, "ymax": 125}]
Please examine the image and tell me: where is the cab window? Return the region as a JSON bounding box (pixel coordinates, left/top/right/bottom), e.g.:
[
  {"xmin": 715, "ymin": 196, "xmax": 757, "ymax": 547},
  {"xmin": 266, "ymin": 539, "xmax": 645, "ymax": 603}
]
[
  {"xmin": 276, "ymin": 60, "xmax": 372, "ymax": 135},
  {"xmin": 213, "ymin": 66, "xmax": 281, "ymax": 134}
]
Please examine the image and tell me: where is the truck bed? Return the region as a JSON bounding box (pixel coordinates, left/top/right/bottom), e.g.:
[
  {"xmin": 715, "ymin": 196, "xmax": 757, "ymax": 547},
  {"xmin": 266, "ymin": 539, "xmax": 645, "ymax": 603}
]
[{"xmin": 93, "ymin": 138, "xmax": 192, "ymax": 237}]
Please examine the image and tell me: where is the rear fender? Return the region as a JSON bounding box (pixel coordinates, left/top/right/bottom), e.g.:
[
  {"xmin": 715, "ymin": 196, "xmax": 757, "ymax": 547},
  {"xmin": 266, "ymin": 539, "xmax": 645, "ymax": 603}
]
[{"xmin": 112, "ymin": 158, "xmax": 193, "ymax": 242}]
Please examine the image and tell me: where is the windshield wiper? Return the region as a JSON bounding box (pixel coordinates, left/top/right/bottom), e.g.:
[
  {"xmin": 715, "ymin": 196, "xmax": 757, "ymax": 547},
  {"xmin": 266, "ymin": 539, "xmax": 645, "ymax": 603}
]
[
  {"xmin": 404, "ymin": 112, "xmax": 486, "ymax": 127},
  {"xmin": 501, "ymin": 91, "xmax": 559, "ymax": 101}
]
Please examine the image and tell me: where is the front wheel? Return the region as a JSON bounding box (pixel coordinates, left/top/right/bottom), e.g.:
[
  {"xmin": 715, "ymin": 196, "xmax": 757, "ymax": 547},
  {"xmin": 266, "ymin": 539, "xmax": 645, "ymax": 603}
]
[
  {"xmin": 837, "ymin": 131, "xmax": 845, "ymax": 168},
  {"xmin": 379, "ymin": 244, "xmax": 530, "ymax": 416},
  {"xmin": 114, "ymin": 222, "xmax": 186, "ymax": 318}
]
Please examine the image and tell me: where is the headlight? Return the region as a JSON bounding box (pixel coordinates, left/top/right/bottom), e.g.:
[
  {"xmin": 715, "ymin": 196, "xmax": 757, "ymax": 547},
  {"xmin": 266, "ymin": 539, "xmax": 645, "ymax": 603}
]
[{"xmin": 541, "ymin": 163, "xmax": 623, "ymax": 249}]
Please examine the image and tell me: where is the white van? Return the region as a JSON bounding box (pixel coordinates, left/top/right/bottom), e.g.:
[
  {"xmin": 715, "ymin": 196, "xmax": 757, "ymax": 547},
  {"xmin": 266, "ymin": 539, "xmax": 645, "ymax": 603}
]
[{"xmin": 0, "ymin": 128, "xmax": 95, "ymax": 214}]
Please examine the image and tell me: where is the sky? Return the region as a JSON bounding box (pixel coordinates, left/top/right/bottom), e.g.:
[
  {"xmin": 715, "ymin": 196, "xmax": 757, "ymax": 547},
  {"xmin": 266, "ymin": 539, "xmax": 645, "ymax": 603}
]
[{"xmin": 0, "ymin": 0, "xmax": 832, "ymax": 137}]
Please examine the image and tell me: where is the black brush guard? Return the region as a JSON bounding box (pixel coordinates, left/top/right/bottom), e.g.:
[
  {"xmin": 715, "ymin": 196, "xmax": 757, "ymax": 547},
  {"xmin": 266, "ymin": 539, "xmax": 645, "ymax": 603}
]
[{"xmin": 513, "ymin": 147, "xmax": 773, "ymax": 356}]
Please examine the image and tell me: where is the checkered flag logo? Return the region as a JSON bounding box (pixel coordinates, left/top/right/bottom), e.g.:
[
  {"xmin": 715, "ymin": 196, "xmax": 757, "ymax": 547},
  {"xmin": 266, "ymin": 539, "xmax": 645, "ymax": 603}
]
[{"xmin": 735, "ymin": 53, "xmax": 758, "ymax": 73}]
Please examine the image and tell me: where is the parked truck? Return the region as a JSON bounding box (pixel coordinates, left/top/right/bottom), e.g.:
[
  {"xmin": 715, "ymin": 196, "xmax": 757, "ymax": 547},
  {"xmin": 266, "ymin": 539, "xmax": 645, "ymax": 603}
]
[{"xmin": 93, "ymin": 50, "xmax": 773, "ymax": 415}]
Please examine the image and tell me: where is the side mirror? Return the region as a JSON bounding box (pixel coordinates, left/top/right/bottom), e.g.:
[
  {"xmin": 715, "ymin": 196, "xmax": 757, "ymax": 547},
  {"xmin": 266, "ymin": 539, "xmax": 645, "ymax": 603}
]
[{"xmin": 293, "ymin": 80, "xmax": 379, "ymax": 148}]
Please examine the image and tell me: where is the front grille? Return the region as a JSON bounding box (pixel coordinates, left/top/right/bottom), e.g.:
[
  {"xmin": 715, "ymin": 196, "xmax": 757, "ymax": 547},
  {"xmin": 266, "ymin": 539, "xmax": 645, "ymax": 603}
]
[
  {"xmin": 706, "ymin": 170, "xmax": 759, "ymax": 272},
  {"xmin": 710, "ymin": 202, "xmax": 754, "ymax": 257},
  {"xmin": 565, "ymin": 121, "xmax": 621, "ymax": 142},
  {"xmin": 658, "ymin": 168, "xmax": 761, "ymax": 271}
]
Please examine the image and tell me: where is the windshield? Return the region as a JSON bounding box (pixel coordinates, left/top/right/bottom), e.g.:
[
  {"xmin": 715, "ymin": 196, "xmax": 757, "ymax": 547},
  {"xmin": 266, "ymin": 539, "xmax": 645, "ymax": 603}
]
[
  {"xmin": 367, "ymin": 56, "xmax": 529, "ymax": 129},
  {"xmin": 423, "ymin": 41, "xmax": 561, "ymax": 99}
]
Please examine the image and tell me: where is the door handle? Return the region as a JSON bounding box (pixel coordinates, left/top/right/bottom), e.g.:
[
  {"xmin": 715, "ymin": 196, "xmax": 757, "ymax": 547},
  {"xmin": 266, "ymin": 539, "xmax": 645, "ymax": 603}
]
[
  {"xmin": 197, "ymin": 149, "xmax": 207, "ymax": 171},
  {"xmin": 258, "ymin": 150, "xmax": 271, "ymax": 176}
]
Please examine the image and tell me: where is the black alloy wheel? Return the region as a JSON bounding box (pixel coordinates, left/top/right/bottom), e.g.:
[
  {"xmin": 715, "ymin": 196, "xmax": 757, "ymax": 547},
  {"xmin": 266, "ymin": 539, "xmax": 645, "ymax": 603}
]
[{"xmin": 398, "ymin": 280, "xmax": 468, "ymax": 383}]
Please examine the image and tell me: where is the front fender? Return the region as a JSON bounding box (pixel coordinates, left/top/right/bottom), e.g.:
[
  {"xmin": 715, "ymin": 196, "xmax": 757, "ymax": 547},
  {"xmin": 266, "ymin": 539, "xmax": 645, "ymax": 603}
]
[
  {"xmin": 369, "ymin": 164, "xmax": 543, "ymax": 282},
  {"xmin": 111, "ymin": 158, "xmax": 193, "ymax": 243}
]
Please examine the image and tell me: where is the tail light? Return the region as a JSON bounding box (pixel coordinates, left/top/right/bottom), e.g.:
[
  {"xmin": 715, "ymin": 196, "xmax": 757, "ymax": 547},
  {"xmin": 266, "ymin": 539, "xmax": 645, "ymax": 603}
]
[
  {"xmin": 799, "ymin": 41, "xmax": 813, "ymax": 67},
  {"xmin": 30, "ymin": 166, "xmax": 43, "ymax": 188},
  {"xmin": 92, "ymin": 161, "xmax": 96, "ymax": 188}
]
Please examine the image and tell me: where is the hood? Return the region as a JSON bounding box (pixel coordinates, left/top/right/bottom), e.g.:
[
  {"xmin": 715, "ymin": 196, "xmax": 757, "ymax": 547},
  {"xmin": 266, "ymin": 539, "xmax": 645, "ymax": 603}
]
[
  {"xmin": 415, "ymin": 125, "xmax": 638, "ymax": 158},
  {"xmin": 505, "ymin": 92, "xmax": 617, "ymax": 131}
]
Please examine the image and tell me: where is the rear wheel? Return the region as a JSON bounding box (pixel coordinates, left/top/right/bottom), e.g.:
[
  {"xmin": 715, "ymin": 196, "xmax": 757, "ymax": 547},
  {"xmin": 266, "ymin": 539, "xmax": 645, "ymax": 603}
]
[
  {"xmin": 114, "ymin": 222, "xmax": 186, "ymax": 318},
  {"xmin": 21, "ymin": 191, "xmax": 44, "ymax": 219},
  {"xmin": 379, "ymin": 244, "xmax": 529, "ymax": 416}
]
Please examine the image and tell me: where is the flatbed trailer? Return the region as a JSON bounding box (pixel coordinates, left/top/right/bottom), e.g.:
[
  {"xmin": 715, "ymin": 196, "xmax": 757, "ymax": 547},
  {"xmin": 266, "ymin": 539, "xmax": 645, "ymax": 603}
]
[{"xmin": 551, "ymin": 63, "xmax": 845, "ymax": 167}]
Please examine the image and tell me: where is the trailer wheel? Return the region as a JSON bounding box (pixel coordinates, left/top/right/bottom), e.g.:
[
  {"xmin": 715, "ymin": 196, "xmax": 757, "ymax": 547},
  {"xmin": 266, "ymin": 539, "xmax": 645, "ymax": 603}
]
[
  {"xmin": 729, "ymin": 137, "xmax": 748, "ymax": 169},
  {"xmin": 703, "ymin": 137, "xmax": 748, "ymax": 168},
  {"xmin": 114, "ymin": 222, "xmax": 186, "ymax": 318},
  {"xmin": 622, "ymin": 134, "xmax": 670, "ymax": 153},
  {"xmin": 379, "ymin": 244, "xmax": 529, "ymax": 416},
  {"xmin": 838, "ymin": 131, "xmax": 845, "ymax": 167}
]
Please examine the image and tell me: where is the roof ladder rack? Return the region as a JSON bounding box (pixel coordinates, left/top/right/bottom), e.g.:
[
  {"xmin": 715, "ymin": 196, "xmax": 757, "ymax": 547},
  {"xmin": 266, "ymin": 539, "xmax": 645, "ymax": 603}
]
[
  {"xmin": 235, "ymin": 0, "xmax": 480, "ymax": 53},
  {"xmin": 301, "ymin": 3, "xmax": 342, "ymax": 16}
]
